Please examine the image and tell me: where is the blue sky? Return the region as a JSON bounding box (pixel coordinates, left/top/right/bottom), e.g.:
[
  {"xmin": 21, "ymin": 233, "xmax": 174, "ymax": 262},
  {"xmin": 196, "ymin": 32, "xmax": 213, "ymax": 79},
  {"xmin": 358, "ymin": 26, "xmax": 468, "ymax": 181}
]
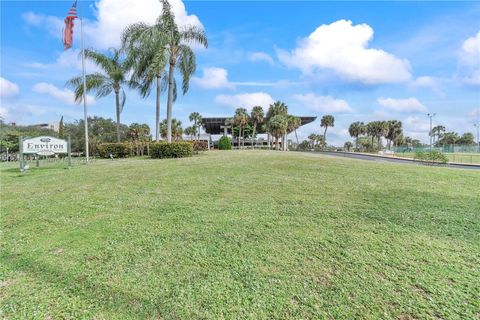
[{"xmin": 1, "ymin": 0, "xmax": 479, "ymax": 145}]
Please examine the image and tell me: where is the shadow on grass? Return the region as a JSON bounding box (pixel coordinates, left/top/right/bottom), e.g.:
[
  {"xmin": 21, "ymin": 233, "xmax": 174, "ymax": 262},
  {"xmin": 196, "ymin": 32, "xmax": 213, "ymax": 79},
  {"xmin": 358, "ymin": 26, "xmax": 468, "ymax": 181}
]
[{"xmin": 1, "ymin": 251, "xmax": 160, "ymax": 318}]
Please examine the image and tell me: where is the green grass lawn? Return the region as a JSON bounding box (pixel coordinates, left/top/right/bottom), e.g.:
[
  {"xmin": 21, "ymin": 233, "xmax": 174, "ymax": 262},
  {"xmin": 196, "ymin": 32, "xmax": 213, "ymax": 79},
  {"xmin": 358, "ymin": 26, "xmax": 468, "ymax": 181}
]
[
  {"xmin": 392, "ymin": 152, "xmax": 480, "ymax": 164},
  {"xmin": 1, "ymin": 151, "xmax": 479, "ymax": 319}
]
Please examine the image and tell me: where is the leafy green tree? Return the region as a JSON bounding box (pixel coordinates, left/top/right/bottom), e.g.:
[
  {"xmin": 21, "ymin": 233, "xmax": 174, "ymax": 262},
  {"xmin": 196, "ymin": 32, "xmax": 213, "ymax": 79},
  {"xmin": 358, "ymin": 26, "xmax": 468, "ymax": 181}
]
[
  {"xmin": 438, "ymin": 132, "xmax": 460, "ymax": 145},
  {"xmin": 189, "ymin": 112, "xmax": 202, "ymax": 140},
  {"xmin": 320, "ymin": 115, "xmax": 334, "ymax": 145},
  {"xmin": 344, "ymin": 141, "xmax": 353, "ymax": 151},
  {"xmin": 457, "ymin": 132, "xmax": 475, "ymax": 145},
  {"xmin": 250, "ymin": 106, "xmax": 264, "ymax": 148},
  {"xmin": 66, "ymin": 48, "xmax": 136, "ymax": 142},
  {"xmin": 160, "ymin": 118, "xmax": 183, "ymax": 141},
  {"xmin": 64, "ymin": 116, "xmax": 129, "ymax": 153},
  {"xmin": 160, "ymin": 0, "xmax": 208, "ymax": 142}
]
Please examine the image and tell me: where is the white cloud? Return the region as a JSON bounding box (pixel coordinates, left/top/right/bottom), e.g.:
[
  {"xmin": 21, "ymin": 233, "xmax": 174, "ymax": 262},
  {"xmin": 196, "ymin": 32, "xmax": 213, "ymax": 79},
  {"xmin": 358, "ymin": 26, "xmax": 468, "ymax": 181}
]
[
  {"xmin": 23, "ymin": 0, "xmax": 203, "ymax": 50},
  {"xmin": 192, "ymin": 67, "xmax": 234, "ymax": 90},
  {"xmin": 458, "ymin": 31, "xmax": 480, "ymax": 86},
  {"xmin": 377, "ymin": 97, "xmax": 427, "ymax": 113},
  {"xmin": 32, "ymin": 82, "xmax": 96, "ymax": 105},
  {"xmin": 410, "ymin": 76, "xmax": 445, "ymax": 96},
  {"xmin": 0, "ymin": 77, "xmax": 20, "ymax": 98},
  {"xmin": 248, "ymin": 52, "xmax": 274, "ymax": 65},
  {"xmin": 293, "ymin": 93, "xmax": 352, "ymax": 113},
  {"xmin": 214, "ymin": 92, "xmax": 274, "ymax": 110},
  {"xmin": 22, "ymin": 12, "xmax": 63, "ymax": 38},
  {"xmin": 459, "ymin": 31, "xmax": 480, "ymax": 66},
  {"xmin": 277, "ymin": 19, "xmax": 411, "ymax": 84},
  {"xmin": 0, "ymin": 107, "xmax": 9, "ymax": 120}
]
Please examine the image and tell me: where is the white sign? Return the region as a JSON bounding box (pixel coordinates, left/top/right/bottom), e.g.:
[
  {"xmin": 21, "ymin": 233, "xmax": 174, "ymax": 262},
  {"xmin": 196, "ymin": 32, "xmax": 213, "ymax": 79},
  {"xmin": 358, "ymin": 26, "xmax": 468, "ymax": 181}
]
[{"xmin": 23, "ymin": 136, "xmax": 68, "ymax": 154}]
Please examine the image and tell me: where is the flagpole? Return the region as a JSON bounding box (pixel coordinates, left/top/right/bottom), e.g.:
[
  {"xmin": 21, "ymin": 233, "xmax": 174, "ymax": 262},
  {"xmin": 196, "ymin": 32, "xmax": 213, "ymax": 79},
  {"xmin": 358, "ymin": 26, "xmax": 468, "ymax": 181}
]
[{"xmin": 80, "ymin": 15, "xmax": 89, "ymax": 162}]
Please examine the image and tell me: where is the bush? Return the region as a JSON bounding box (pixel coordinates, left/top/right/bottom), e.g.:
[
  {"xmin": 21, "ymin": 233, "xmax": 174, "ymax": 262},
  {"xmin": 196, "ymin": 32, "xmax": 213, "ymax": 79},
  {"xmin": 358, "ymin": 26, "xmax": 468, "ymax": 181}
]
[
  {"xmin": 97, "ymin": 143, "xmax": 132, "ymax": 158},
  {"xmin": 414, "ymin": 150, "xmax": 448, "ymax": 164},
  {"xmin": 150, "ymin": 142, "xmax": 193, "ymax": 159},
  {"xmin": 192, "ymin": 140, "xmax": 208, "ymax": 153},
  {"xmin": 218, "ymin": 136, "xmax": 232, "ymax": 150}
]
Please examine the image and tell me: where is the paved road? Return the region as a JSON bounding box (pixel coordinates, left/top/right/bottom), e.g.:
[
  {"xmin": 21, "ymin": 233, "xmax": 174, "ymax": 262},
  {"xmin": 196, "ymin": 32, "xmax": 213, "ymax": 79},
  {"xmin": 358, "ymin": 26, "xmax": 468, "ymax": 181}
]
[{"xmin": 301, "ymin": 151, "xmax": 480, "ymax": 170}]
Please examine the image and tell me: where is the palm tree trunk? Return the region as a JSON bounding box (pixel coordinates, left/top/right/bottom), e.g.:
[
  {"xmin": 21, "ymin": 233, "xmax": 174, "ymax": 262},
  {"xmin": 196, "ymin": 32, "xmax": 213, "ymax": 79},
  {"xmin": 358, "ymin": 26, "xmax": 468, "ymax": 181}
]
[
  {"xmin": 295, "ymin": 129, "xmax": 299, "ymax": 144},
  {"xmin": 115, "ymin": 89, "xmax": 120, "ymax": 142},
  {"xmin": 324, "ymin": 127, "xmax": 328, "ymax": 142},
  {"xmin": 156, "ymin": 75, "xmax": 161, "ymax": 142},
  {"xmin": 355, "ymin": 136, "xmax": 359, "ymax": 149},
  {"xmin": 242, "ymin": 125, "xmax": 245, "ymax": 147},
  {"xmin": 252, "ymin": 124, "xmax": 256, "ymax": 149},
  {"xmin": 166, "ymin": 61, "xmax": 175, "ymax": 143}
]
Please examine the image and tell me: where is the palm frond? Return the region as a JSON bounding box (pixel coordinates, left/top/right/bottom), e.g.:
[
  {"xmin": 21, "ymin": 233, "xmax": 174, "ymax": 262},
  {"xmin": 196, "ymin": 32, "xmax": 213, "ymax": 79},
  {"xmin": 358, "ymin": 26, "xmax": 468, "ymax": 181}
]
[
  {"xmin": 66, "ymin": 73, "xmax": 110, "ymax": 103},
  {"xmin": 83, "ymin": 49, "xmax": 114, "ymax": 74},
  {"xmin": 180, "ymin": 25, "xmax": 208, "ymax": 48},
  {"xmin": 119, "ymin": 87, "xmax": 126, "ymax": 113},
  {"xmin": 177, "ymin": 44, "xmax": 196, "ymax": 94}
]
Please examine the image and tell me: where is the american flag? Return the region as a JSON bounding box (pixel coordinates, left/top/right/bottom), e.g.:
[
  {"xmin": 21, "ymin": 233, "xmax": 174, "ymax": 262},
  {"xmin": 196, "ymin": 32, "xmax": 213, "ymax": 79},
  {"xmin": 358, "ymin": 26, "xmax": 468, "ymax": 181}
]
[{"xmin": 63, "ymin": 1, "xmax": 78, "ymax": 50}]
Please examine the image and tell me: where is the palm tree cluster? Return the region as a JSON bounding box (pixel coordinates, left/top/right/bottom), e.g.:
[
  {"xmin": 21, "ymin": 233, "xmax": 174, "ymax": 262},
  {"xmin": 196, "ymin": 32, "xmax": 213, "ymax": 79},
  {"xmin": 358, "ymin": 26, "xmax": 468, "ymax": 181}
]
[
  {"xmin": 67, "ymin": 0, "xmax": 207, "ymax": 144},
  {"xmin": 228, "ymin": 101, "xmax": 301, "ymax": 150},
  {"xmin": 348, "ymin": 120, "xmax": 403, "ymax": 151}
]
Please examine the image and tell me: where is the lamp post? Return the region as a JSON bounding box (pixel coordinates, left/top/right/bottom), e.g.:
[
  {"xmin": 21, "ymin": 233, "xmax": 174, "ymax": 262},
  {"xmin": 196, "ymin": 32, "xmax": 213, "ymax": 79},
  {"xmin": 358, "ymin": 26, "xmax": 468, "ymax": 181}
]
[
  {"xmin": 427, "ymin": 113, "xmax": 436, "ymax": 150},
  {"xmin": 475, "ymin": 123, "xmax": 480, "ymax": 152}
]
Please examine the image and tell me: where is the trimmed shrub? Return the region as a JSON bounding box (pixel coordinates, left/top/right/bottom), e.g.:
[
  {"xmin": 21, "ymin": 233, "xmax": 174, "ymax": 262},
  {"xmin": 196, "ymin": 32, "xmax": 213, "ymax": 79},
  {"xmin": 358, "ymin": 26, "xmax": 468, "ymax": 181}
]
[
  {"xmin": 192, "ymin": 140, "xmax": 208, "ymax": 152},
  {"xmin": 150, "ymin": 142, "xmax": 193, "ymax": 159},
  {"xmin": 414, "ymin": 150, "xmax": 448, "ymax": 164},
  {"xmin": 97, "ymin": 143, "xmax": 132, "ymax": 158},
  {"xmin": 218, "ymin": 136, "xmax": 232, "ymax": 150}
]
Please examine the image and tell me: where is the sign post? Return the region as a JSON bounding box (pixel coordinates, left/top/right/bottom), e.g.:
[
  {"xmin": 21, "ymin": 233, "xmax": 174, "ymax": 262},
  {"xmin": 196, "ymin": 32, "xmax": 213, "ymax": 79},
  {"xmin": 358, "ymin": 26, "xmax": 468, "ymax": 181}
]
[
  {"xmin": 19, "ymin": 136, "xmax": 24, "ymax": 172},
  {"xmin": 68, "ymin": 135, "xmax": 72, "ymax": 168},
  {"xmin": 20, "ymin": 136, "xmax": 70, "ymax": 172}
]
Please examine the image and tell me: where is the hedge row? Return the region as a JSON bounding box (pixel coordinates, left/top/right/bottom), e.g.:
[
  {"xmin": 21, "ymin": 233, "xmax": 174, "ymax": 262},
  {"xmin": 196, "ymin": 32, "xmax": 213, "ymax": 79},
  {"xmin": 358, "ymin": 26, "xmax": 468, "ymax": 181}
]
[
  {"xmin": 97, "ymin": 143, "xmax": 132, "ymax": 158},
  {"xmin": 192, "ymin": 140, "xmax": 208, "ymax": 152},
  {"xmin": 150, "ymin": 142, "xmax": 193, "ymax": 159}
]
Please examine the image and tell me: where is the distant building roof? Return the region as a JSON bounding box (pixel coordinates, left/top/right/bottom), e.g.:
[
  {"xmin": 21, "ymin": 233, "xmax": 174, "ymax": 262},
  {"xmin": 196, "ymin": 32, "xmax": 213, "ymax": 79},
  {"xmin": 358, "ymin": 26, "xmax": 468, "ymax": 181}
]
[{"xmin": 202, "ymin": 116, "xmax": 316, "ymax": 134}]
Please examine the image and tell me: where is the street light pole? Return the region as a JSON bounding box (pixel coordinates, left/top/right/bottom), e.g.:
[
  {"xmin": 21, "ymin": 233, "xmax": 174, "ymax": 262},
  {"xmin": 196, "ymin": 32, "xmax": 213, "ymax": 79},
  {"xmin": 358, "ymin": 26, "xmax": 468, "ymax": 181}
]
[
  {"xmin": 475, "ymin": 123, "xmax": 480, "ymax": 152},
  {"xmin": 427, "ymin": 113, "xmax": 436, "ymax": 151}
]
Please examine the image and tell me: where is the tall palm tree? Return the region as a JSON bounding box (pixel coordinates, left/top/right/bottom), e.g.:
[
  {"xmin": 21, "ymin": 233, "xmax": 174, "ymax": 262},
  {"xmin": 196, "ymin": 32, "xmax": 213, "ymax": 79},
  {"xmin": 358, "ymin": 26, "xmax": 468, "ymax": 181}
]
[
  {"xmin": 189, "ymin": 112, "xmax": 202, "ymax": 140},
  {"xmin": 160, "ymin": 0, "xmax": 208, "ymax": 142},
  {"xmin": 160, "ymin": 118, "xmax": 183, "ymax": 141},
  {"xmin": 267, "ymin": 115, "xmax": 288, "ymax": 150},
  {"xmin": 266, "ymin": 101, "xmax": 288, "ymax": 119},
  {"xmin": 432, "ymin": 125, "xmax": 445, "ymax": 145},
  {"xmin": 308, "ymin": 133, "xmax": 316, "ymax": 148},
  {"xmin": 348, "ymin": 121, "xmax": 364, "ymax": 150},
  {"xmin": 320, "ymin": 115, "xmax": 335, "ymax": 145},
  {"xmin": 122, "ymin": 16, "xmax": 173, "ymax": 142},
  {"xmin": 234, "ymin": 108, "xmax": 248, "ymax": 148},
  {"xmin": 287, "ymin": 115, "xmax": 301, "ymax": 144},
  {"xmin": 385, "ymin": 120, "xmax": 403, "ymax": 149},
  {"xmin": 184, "ymin": 126, "xmax": 195, "ymax": 139},
  {"xmin": 66, "ymin": 48, "xmax": 134, "ymax": 142},
  {"xmin": 250, "ymin": 106, "xmax": 264, "ymax": 148}
]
